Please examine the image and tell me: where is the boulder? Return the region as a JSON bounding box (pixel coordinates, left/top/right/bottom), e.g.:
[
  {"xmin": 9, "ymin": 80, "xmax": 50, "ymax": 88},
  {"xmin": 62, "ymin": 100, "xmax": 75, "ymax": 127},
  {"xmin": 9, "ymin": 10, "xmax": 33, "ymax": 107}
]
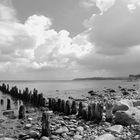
[
  {"xmin": 3, "ymin": 110, "xmax": 14, "ymax": 116},
  {"xmin": 115, "ymin": 107, "xmax": 140, "ymax": 125},
  {"xmin": 113, "ymin": 99, "xmax": 133, "ymax": 113},
  {"xmin": 106, "ymin": 125, "xmax": 123, "ymax": 134},
  {"xmin": 0, "ymin": 138, "xmax": 15, "ymax": 140},
  {"xmin": 95, "ymin": 134, "xmax": 115, "ymax": 140},
  {"xmin": 29, "ymin": 130, "xmax": 39, "ymax": 138},
  {"xmin": 54, "ymin": 126, "xmax": 69, "ymax": 134},
  {"xmin": 25, "ymin": 124, "xmax": 32, "ymax": 129},
  {"xmin": 40, "ymin": 136, "xmax": 49, "ymax": 140},
  {"xmin": 76, "ymin": 126, "xmax": 84, "ymax": 135},
  {"xmin": 73, "ymin": 134, "xmax": 83, "ymax": 140},
  {"xmin": 132, "ymin": 100, "xmax": 140, "ymax": 107}
]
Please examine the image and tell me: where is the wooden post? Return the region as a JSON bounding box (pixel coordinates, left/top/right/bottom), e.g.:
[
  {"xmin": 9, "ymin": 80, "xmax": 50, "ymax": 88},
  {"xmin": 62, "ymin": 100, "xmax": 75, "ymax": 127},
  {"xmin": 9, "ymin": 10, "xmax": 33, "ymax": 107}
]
[
  {"xmin": 61, "ymin": 100, "xmax": 65, "ymax": 113},
  {"xmin": 48, "ymin": 98, "xmax": 52, "ymax": 109},
  {"xmin": 52, "ymin": 98, "xmax": 57, "ymax": 111},
  {"xmin": 57, "ymin": 99, "xmax": 61, "ymax": 112},
  {"xmin": 41, "ymin": 111, "xmax": 51, "ymax": 137},
  {"xmin": 82, "ymin": 108, "xmax": 88, "ymax": 120},
  {"xmin": 65, "ymin": 100, "xmax": 71, "ymax": 115},
  {"xmin": 71, "ymin": 101, "xmax": 77, "ymax": 114},
  {"xmin": 95, "ymin": 102, "xmax": 103, "ymax": 122},
  {"xmin": 7, "ymin": 99, "xmax": 11, "ymax": 110},
  {"xmin": 18, "ymin": 105, "xmax": 25, "ymax": 119},
  {"xmin": 78, "ymin": 102, "xmax": 83, "ymax": 117},
  {"xmin": 88, "ymin": 104, "xmax": 92, "ymax": 121},
  {"xmin": 0, "ymin": 99, "xmax": 3, "ymax": 105}
]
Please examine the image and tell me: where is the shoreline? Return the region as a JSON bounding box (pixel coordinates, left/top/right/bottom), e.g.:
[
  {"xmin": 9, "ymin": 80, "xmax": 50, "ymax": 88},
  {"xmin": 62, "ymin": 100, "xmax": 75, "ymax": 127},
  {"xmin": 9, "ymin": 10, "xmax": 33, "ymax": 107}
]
[{"xmin": 0, "ymin": 83, "xmax": 140, "ymax": 139}]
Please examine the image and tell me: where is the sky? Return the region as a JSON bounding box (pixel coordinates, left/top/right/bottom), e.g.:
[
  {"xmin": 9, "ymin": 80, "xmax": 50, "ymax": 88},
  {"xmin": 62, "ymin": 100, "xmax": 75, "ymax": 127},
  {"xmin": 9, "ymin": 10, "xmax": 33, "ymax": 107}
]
[{"xmin": 0, "ymin": 0, "xmax": 140, "ymax": 80}]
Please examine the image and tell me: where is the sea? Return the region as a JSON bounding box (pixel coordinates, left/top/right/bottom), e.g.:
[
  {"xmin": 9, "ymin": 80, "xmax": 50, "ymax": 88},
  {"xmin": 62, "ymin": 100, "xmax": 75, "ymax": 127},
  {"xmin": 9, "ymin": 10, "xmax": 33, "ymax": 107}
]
[
  {"xmin": 0, "ymin": 80, "xmax": 139, "ymax": 115},
  {"xmin": 0, "ymin": 80, "xmax": 139, "ymax": 99}
]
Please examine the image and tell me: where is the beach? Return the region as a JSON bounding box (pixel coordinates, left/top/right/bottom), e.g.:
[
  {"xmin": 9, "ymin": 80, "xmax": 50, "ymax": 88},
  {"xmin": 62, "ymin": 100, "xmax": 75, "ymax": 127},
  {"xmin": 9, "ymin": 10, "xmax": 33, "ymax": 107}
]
[{"xmin": 0, "ymin": 80, "xmax": 140, "ymax": 139}]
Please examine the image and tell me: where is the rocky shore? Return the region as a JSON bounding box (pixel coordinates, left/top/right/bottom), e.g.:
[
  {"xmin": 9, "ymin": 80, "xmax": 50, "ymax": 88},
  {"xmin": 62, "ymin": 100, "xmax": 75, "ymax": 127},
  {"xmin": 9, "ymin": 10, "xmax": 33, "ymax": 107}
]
[{"xmin": 0, "ymin": 83, "xmax": 140, "ymax": 139}]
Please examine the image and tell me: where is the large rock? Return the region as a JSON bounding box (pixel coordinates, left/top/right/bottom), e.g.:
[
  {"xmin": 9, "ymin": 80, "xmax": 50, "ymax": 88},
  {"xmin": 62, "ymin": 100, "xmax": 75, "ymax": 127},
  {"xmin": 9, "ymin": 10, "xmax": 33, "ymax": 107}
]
[
  {"xmin": 106, "ymin": 125, "xmax": 123, "ymax": 134},
  {"xmin": 95, "ymin": 134, "xmax": 115, "ymax": 140},
  {"xmin": 73, "ymin": 134, "xmax": 83, "ymax": 140},
  {"xmin": 132, "ymin": 100, "xmax": 140, "ymax": 107},
  {"xmin": 76, "ymin": 126, "xmax": 84, "ymax": 135},
  {"xmin": 115, "ymin": 107, "xmax": 140, "ymax": 125},
  {"xmin": 54, "ymin": 126, "xmax": 69, "ymax": 134},
  {"xmin": 113, "ymin": 99, "xmax": 133, "ymax": 113},
  {"xmin": 29, "ymin": 130, "xmax": 39, "ymax": 138},
  {"xmin": 3, "ymin": 110, "xmax": 14, "ymax": 116},
  {"xmin": 0, "ymin": 138, "xmax": 14, "ymax": 140},
  {"xmin": 40, "ymin": 136, "xmax": 49, "ymax": 140}
]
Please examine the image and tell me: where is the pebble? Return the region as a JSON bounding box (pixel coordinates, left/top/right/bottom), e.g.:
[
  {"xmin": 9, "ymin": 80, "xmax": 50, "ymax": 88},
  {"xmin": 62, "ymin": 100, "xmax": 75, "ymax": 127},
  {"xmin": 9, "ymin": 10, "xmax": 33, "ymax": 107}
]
[
  {"xmin": 40, "ymin": 136, "xmax": 50, "ymax": 140},
  {"xmin": 54, "ymin": 126, "xmax": 69, "ymax": 134},
  {"xmin": 73, "ymin": 134, "xmax": 83, "ymax": 140},
  {"xmin": 95, "ymin": 133, "xmax": 116, "ymax": 140},
  {"xmin": 107, "ymin": 125, "xmax": 123, "ymax": 134},
  {"xmin": 28, "ymin": 117, "xmax": 33, "ymax": 121},
  {"xmin": 25, "ymin": 124, "xmax": 32, "ymax": 129},
  {"xmin": 29, "ymin": 130, "xmax": 39, "ymax": 138}
]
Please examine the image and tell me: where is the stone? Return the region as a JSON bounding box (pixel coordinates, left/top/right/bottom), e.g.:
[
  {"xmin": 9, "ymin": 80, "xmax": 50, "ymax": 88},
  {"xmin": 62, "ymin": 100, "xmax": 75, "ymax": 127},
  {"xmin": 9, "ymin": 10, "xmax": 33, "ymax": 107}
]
[
  {"xmin": 28, "ymin": 117, "xmax": 33, "ymax": 121},
  {"xmin": 107, "ymin": 125, "xmax": 123, "ymax": 134},
  {"xmin": 3, "ymin": 110, "xmax": 14, "ymax": 116},
  {"xmin": 134, "ymin": 135, "xmax": 140, "ymax": 139},
  {"xmin": 113, "ymin": 99, "xmax": 133, "ymax": 113},
  {"xmin": 51, "ymin": 135, "xmax": 59, "ymax": 139},
  {"xmin": 29, "ymin": 130, "xmax": 39, "ymax": 138},
  {"xmin": 55, "ymin": 126, "xmax": 69, "ymax": 134},
  {"xmin": 0, "ymin": 138, "xmax": 15, "ymax": 140},
  {"xmin": 95, "ymin": 134, "xmax": 115, "ymax": 140},
  {"xmin": 25, "ymin": 124, "xmax": 32, "ymax": 129},
  {"xmin": 73, "ymin": 134, "xmax": 83, "ymax": 140},
  {"xmin": 40, "ymin": 136, "xmax": 49, "ymax": 140},
  {"xmin": 115, "ymin": 107, "xmax": 140, "ymax": 125},
  {"xmin": 19, "ymin": 132, "xmax": 27, "ymax": 139},
  {"xmin": 132, "ymin": 100, "xmax": 140, "ymax": 107},
  {"xmin": 76, "ymin": 126, "xmax": 84, "ymax": 135}
]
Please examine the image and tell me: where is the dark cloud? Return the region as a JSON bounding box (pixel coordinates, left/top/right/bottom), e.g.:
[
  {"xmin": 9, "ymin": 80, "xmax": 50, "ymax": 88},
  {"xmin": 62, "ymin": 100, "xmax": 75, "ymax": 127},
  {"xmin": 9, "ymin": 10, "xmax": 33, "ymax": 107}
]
[{"xmin": 86, "ymin": 0, "xmax": 140, "ymax": 55}]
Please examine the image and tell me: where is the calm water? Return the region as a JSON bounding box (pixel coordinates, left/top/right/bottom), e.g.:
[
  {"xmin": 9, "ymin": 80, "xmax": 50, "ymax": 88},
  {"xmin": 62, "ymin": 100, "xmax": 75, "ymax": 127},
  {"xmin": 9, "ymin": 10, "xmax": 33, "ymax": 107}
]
[
  {"xmin": 0, "ymin": 80, "xmax": 139, "ymax": 99},
  {"xmin": 0, "ymin": 80, "xmax": 139, "ymax": 112}
]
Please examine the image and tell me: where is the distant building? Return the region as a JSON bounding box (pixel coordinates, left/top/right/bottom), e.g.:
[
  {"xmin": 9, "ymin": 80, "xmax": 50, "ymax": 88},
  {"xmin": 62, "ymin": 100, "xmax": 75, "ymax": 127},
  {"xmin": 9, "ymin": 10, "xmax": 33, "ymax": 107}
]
[{"xmin": 129, "ymin": 74, "xmax": 140, "ymax": 80}]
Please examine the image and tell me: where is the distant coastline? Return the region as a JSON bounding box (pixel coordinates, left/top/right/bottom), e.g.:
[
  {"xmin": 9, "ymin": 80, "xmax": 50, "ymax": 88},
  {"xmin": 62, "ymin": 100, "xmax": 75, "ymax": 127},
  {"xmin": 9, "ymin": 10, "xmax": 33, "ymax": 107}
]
[
  {"xmin": 73, "ymin": 74, "xmax": 140, "ymax": 81},
  {"xmin": 73, "ymin": 77, "xmax": 129, "ymax": 81}
]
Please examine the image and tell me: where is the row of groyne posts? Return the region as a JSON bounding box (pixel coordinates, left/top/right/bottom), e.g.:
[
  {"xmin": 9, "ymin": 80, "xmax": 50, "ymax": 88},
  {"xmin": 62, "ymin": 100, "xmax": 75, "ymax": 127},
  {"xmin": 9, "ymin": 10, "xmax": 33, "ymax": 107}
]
[{"xmin": 0, "ymin": 83, "xmax": 112, "ymax": 137}]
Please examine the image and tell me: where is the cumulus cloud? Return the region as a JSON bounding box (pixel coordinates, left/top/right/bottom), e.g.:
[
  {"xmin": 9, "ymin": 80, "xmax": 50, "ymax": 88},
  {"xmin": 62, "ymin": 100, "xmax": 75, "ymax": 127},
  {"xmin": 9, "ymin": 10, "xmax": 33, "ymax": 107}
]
[
  {"xmin": 1, "ymin": 0, "xmax": 140, "ymax": 79},
  {"xmin": 77, "ymin": 0, "xmax": 140, "ymax": 76},
  {"xmin": 84, "ymin": 0, "xmax": 140, "ymax": 55},
  {"xmin": 0, "ymin": 0, "xmax": 93, "ymax": 79}
]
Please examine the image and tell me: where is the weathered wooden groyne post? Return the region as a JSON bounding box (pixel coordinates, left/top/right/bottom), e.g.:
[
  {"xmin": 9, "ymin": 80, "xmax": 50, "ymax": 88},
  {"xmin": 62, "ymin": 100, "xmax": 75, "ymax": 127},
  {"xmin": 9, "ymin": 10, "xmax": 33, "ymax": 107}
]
[
  {"xmin": 65, "ymin": 100, "xmax": 71, "ymax": 115},
  {"xmin": 0, "ymin": 99, "xmax": 3, "ymax": 105},
  {"xmin": 88, "ymin": 104, "xmax": 92, "ymax": 121},
  {"xmin": 78, "ymin": 101, "xmax": 83, "ymax": 117},
  {"xmin": 18, "ymin": 105, "xmax": 25, "ymax": 119},
  {"xmin": 61, "ymin": 100, "xmax": 65, "ymax": 113},
  {"xmin": 7, "ymin": 99, "xmax": 11, "ymax": 110},
  {"xmin": 56, "ymin": 98, "xmax": 61, "ymax": 112},
  {"xmin": 71, "ymin": 101, "xmax": 77, "ymax": 114},
  {"xmin": 41, "ymin": 111, "xmax": 51, "ymax": 137},
  {"xmin": 48, "ymin": 98, "xmax": 52, "ymax": 109}
]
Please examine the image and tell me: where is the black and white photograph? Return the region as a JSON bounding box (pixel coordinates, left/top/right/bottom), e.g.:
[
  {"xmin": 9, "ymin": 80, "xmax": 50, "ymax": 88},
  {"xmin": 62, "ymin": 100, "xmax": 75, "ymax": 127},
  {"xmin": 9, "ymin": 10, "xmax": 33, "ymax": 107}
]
[{"xmin": 0, "ymin": 0, "xmax": 140, "ymax": 139}]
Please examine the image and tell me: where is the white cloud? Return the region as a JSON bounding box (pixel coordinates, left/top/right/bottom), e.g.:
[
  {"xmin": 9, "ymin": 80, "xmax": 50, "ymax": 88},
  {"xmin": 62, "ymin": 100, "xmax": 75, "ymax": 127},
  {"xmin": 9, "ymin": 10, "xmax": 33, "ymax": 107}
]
[
  {"xmin": 81, "ymin": 0, "xmax": 140, "ymax": 13},
  {"xmin": 0, "ymin": 1, "xmax": 93, "ymax": 77}
]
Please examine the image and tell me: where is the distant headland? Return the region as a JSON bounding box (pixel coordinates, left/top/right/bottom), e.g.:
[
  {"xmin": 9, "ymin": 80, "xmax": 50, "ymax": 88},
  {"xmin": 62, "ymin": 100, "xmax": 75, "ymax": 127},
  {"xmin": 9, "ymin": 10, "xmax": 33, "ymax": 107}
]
[{"xmin": 73, "ymin": 74, "xmax": 140, "ymax": 81}]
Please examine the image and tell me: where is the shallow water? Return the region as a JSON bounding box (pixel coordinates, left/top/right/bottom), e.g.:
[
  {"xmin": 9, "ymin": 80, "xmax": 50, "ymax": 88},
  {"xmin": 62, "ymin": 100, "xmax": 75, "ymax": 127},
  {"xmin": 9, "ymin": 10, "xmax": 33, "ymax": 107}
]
[{"xmin": 0, "ymin": 80, "xmax": 139, "ymax": 99}]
